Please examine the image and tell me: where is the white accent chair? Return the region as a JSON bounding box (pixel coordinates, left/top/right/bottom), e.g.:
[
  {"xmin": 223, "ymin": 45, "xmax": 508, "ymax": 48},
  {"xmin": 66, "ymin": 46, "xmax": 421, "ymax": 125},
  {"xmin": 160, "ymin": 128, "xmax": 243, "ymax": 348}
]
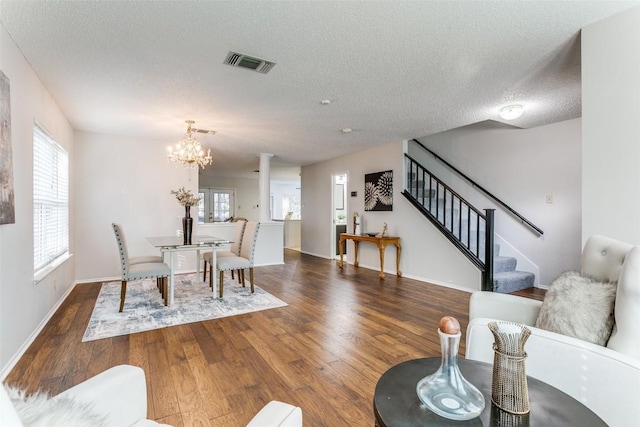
[
  {"xmin": 112, "ymin": 223, "xmax": 171, "ymax": 311},
  {"xmin": 465, "ymin": 235, "xmax": 640, "ymax": 427},
  {"xmin": 2, "ymin": 365, "xmax": 302, "ymax": 427},
  {"xmin": 216, "ymin": 221, "xmax": 260, "ymax": 298}
]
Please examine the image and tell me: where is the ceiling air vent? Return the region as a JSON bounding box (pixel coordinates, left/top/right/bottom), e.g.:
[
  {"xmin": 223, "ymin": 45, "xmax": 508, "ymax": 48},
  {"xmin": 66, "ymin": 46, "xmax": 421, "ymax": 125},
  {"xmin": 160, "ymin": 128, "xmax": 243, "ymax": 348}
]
[{"xmin": 224, "ymin": 51, "xmax": 276, "ymax": 74}]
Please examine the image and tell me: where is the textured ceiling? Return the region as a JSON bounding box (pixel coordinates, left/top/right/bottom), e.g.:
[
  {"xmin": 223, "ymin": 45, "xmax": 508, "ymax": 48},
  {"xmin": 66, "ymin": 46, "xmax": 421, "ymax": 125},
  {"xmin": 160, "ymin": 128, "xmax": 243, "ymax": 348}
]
[{"xmin": 1, "ymin": 1, "xmax": 638, "ymax": 180}]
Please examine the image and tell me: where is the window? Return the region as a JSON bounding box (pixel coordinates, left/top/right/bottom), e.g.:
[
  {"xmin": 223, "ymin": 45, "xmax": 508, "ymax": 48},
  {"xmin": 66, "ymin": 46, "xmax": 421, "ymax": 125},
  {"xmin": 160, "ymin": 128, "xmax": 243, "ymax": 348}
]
[{"xmin": 33, "ymin": 125, "xmax": 69, "ymax": 279}]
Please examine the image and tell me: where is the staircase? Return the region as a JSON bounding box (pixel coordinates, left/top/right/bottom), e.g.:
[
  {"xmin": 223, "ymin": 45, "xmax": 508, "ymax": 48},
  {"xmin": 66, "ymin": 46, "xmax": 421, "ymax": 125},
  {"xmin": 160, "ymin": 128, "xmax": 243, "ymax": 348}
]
[
  {"xmin": 404, "ymin": 149, "xmax": 536, "ymax": 293},
  {"xmin": 493, "ymin": 244, "xmax": 535, "ymax": 293}
]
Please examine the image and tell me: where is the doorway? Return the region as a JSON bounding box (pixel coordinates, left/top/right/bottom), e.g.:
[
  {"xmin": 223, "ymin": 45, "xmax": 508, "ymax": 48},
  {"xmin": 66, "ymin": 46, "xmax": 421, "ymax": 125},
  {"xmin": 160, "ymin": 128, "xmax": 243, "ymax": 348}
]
[
  {"xmin": 197, "ymin": 187, "xmax": 235, "ymax": 223},
  {"xmin": 332, "ymin": 174, "xmax": 348, "ymax": 258}
]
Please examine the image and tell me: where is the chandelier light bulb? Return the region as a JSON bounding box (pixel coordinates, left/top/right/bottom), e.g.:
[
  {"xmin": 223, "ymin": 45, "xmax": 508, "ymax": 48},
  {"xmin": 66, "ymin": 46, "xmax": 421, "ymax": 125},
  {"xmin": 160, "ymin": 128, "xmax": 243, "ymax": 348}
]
[{"xmin": 500, "ymin": 104, "xmax": 524, "ymax": 120}]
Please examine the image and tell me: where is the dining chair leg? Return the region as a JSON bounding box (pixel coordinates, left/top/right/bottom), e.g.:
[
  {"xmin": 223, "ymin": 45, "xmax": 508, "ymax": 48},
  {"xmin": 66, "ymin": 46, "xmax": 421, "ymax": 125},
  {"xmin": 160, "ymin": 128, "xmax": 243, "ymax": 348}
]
[
  {"xmin": 209, "ymin": 264, "xmax": 213, "ymax": 289},
  {"xmin": 249, "ymin": 267, "xmax": 255, "ymax": 293},
  {"xmin": 231, "ymin": 270, "xmax": 235, "ymax": 280},
  {"xmin": 163, "ymin": 277, "xmax": 168, "ymax": 306},
  {"xmin": 203, "ymin": 260, "xmax": 208, "ymax": 281},
  {"xmin": 119, "ymin": 280, "xmax": 127, "ymax": 312},
  {"xmin": 219, "ymin": 270, "xmax": 224, "ymax": 298},
  {"xmin": 237, "ymin": 270, "xmax": 241, "ymax": 283},
  {"xmin": 240, "ymin": 269, "xmax": 246, "ymax": 287}
]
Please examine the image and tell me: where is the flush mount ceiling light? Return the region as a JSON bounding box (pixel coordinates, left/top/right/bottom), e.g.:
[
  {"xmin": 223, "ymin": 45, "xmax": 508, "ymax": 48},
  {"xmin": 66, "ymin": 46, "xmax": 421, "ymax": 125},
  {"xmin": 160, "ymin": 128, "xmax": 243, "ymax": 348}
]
[
  {"xmin": 500, "ymin": 105, "xmax": 524, "ymax": 120},
  {"xmin": 341, "ymin": 128, "xmax": 352, "ymax": 134},
  {"xmin": 167, "ymin": 120, "xmax": 213, "ymax": 169}
]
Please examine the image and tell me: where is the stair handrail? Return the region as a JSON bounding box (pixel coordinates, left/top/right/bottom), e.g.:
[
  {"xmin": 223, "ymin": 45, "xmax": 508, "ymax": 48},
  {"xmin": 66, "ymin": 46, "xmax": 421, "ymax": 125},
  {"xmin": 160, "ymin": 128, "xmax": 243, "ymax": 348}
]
[{"xmin": 411, "ymin": 139, "xmax": 544, "ymax": 236}]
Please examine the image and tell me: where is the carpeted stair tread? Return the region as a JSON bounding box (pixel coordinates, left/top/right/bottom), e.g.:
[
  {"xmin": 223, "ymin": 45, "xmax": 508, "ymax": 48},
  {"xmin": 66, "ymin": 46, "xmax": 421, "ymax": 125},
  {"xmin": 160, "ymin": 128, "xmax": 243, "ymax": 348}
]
[{"xmin": 493, "ymin": 271, "xmax": 535, "ymax": 293}]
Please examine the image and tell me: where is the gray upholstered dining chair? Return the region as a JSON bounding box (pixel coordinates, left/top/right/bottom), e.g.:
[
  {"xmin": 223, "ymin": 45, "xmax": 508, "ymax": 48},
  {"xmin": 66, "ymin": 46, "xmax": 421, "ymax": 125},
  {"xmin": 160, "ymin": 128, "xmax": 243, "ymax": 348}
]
[
  {"xmin": 202, "ymin": 219, "xmax": 246, "ymax": 282},
  {"xmin": 112, "ymin": 223, "xmax": 171, "ymax": 312},
  {"xmin": 112, "ymin": 222, "xmax": 166, "ymax": 296},
  {"xmin": 215, "ymin": 221, "xmax": 260, "ymax": 298},
  {"xmin": 111, "ymin": 223, "xmax": 163, "ymax": 265}
]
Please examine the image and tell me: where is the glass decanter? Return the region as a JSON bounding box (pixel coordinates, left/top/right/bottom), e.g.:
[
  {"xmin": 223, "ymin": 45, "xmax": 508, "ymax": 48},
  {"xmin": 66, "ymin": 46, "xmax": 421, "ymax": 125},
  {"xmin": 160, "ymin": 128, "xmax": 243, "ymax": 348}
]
[{"xmin": 416, "ymin": 317, "xmax": 485, "ymax": 420}]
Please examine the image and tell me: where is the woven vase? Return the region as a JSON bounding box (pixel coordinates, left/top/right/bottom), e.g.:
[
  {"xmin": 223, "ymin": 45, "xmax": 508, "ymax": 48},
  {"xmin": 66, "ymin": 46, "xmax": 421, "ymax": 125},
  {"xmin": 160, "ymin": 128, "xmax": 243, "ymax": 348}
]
[{"xmin": 488, "ymin": 321, "xmax": 531, "ymax": 415}]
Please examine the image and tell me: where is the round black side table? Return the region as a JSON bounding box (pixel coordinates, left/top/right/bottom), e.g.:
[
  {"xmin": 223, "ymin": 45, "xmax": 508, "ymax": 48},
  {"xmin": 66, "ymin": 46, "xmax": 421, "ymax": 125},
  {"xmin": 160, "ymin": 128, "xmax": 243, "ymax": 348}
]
[{"xmin": 373, "ymin": 357, "xmax": 606, "ymax": 427}]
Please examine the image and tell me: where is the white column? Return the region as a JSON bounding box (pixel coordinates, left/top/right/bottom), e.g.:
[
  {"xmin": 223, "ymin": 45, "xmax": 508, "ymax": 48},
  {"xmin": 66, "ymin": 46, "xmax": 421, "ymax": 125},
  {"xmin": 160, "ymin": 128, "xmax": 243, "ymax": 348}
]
[{"xmin": 258, "ymin": 153, "xmax": 274, "ymax": 222}]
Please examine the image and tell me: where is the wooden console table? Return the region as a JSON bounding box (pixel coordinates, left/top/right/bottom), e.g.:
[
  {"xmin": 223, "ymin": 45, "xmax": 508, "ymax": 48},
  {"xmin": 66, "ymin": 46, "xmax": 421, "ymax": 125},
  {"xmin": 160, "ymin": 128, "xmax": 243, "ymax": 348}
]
[{"xmin": 338, "ymin": 233, "xmax": 401, "ymax": 279}]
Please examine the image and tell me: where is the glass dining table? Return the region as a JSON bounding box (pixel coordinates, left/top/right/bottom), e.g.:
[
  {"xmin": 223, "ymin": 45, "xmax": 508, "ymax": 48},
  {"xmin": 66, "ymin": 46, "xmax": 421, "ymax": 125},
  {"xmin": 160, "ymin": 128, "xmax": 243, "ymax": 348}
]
[{"xmin": 146, "ymin": 235, "xmax": 230, "ymax": 305}]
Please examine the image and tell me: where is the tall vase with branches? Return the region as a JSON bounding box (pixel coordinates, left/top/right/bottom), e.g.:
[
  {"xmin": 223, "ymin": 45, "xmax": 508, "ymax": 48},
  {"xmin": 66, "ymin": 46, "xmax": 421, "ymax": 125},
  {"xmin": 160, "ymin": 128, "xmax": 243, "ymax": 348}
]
[{"xmin": 171, "ymin": 187, "xmax": 200, "ymax": 244}]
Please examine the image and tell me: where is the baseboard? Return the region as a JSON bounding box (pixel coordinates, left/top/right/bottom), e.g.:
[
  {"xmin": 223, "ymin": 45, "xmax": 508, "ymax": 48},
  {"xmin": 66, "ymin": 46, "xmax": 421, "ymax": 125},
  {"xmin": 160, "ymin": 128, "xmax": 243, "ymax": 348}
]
[
  {"xmin": 299, "ymin": 250, "xmax": 332, "ymax": 260},
  {"xmin": 339, "ymin": 260, "xmax": 479, "ymax": 294},
  {"xmin": 254, "ymin": 262, "xmax": 285, "ymax": 267},
  {"xmin": 75, "ymin": 275, "xmax": 119, "ymax": 284},
  {"xmin": 0, "ymin": 281, "xmax": 77, "ymax": 381},
  {"xmin": 400, "ymin": 271, "xmax": 477, "ymax": 293}
]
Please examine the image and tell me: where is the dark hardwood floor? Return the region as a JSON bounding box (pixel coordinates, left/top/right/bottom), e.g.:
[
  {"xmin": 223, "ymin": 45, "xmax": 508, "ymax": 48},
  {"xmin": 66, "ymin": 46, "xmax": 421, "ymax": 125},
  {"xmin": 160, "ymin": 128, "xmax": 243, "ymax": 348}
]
[{"xmin": 5, "ymin": 250, "xmax": 543, "ymax": 426}]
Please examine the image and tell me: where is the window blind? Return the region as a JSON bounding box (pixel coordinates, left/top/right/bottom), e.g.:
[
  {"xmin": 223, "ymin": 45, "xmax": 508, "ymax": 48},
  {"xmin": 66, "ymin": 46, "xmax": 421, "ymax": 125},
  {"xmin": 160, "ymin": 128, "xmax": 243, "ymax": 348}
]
[{"xmin": 33, "ymin": 125, "xmax": 69, "ymax": 275}]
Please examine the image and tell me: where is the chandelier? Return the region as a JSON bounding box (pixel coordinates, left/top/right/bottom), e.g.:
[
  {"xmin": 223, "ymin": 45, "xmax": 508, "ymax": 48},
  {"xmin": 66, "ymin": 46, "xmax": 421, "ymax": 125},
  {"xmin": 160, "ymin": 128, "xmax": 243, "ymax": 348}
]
[{"xmin": 167, "ymin": 120, "xmax": 213, "ymax": 169}]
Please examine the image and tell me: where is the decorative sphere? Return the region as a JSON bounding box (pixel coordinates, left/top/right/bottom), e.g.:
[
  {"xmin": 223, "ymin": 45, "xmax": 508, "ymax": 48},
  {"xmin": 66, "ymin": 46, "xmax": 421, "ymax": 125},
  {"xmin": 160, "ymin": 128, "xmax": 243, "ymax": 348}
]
[{"xmin": 439, "ymin": 316, "xmax": 460, "ymax": 334}]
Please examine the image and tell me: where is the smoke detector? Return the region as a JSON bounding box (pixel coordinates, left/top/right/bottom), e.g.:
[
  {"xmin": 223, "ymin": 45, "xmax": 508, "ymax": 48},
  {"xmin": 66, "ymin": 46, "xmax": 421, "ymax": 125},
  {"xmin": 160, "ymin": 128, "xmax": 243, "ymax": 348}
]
[{"xmin": 224, "ymin": 51, "xmax": 276, "ymax": 74}]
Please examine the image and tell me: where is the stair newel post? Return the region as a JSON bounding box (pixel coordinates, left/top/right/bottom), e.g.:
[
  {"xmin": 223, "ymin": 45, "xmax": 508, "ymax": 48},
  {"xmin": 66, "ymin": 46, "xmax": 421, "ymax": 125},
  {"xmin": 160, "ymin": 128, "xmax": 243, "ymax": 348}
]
[{"xmin": 483, "ymin": 209, "xmax": 495, "ymax": 291}]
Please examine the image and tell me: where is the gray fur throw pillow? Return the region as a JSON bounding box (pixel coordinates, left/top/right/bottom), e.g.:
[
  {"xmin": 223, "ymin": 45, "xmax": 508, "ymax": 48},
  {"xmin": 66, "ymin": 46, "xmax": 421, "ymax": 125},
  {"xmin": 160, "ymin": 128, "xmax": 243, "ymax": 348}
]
[
  {"xmin": 535, "ymin": 270, "xmax": 617, "ymax": 346},
  {"xmin": 5, "ymin": 386, "xmax": 107, "ymax": 427}
]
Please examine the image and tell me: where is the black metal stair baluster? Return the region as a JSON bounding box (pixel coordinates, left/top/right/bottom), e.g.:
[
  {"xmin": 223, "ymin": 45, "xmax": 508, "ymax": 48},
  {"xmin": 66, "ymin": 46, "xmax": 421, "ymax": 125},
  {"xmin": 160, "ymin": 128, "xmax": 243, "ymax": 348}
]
[
  {"xmin": 475, "ymin": 214, "xmax": 480, "ymax": 258},
  {"xmin": 458, "ymin": 198, "xmax": 462, "ymax": 240},
  {"xmin": 436, "ymin": 182, "xmax": 440, "ymax": 222},
  {"xmin": 409, "ymin": 160, "xmax": 418, "ymax": 197},
  {"xmin": 467, "ymin": 205, "xmax": 471, "ymax": 250},
  {"xmin": 421, "ymin": 168, "xmax": 426, "ymax": 207},
  {"xmin": 450, "ymin": 194, "xmax": 454, "ymax": 235},
  {"xmin": 429, "ymin": 174, "xmax": 433, "ymax": 212}
]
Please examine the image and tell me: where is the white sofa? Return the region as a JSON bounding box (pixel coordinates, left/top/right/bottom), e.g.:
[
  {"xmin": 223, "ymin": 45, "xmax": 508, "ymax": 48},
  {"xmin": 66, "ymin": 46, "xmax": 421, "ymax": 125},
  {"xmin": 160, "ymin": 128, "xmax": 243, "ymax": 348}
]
[
  {"xmin": 465, "ymin": 235, "xmax": 640, "ymax": 427},
  {"xmin": 2, "ymin": 365, "xmax": 302, "ymax": 427}
]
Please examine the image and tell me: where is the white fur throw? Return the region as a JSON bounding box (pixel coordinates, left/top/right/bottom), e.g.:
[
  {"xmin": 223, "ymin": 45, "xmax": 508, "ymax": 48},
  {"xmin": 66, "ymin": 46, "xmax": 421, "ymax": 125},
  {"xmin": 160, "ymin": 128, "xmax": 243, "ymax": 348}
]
[
  {"xmin": 5, "ymin": 386, "xmax": 107, "ymax": 427},
  {"xmin": 535, "ymin": 270, "xmax": 617, "ymax": 346}
]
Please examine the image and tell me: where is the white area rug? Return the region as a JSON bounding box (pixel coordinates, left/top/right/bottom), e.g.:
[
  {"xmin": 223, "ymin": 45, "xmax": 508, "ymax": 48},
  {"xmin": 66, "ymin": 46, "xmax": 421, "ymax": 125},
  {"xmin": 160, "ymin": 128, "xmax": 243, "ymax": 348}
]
[{"xmin": 82, "ymin": 274, "xmax": 287, "ymax": 342}]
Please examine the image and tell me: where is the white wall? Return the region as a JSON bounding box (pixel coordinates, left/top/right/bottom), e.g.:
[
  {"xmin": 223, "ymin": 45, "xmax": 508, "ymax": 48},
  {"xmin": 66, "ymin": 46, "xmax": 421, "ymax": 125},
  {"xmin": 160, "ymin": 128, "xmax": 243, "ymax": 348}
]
[
  {"xmin": 302, "ymin": 141, "xmax": 481, "ymax": 291},
  {"xmin": 199, "ymin": 175, "xmax": 260, "ymax": 221},
  {"xmin": 74, "ymin": 131, "xmax": 200, "ymax": 281},
  {"xmin": 582, "ymin": 6, "xmax": 640, "ymax": 245},
  {"xmin": 0, "ymin": 24, "xmax": 75, "ymax": 374},
  {"xmin": 414, "ymin": 118, "xmax": 583, "ymax": 285}
]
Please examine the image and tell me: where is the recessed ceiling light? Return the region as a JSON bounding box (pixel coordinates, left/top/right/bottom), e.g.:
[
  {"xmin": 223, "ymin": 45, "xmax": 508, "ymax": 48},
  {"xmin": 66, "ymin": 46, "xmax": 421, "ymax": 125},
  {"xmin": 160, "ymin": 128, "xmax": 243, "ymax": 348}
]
[
  {"xmin": 341, "ymin": 128, "xmax": 352, "ymax": 134},
  {"xmin": 500, "ymin": 105, "xmax": 524, "ymax": 120},
  {"xmin": 320, "ymin": 100, "xmax": 331, "ymax": 105}
]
